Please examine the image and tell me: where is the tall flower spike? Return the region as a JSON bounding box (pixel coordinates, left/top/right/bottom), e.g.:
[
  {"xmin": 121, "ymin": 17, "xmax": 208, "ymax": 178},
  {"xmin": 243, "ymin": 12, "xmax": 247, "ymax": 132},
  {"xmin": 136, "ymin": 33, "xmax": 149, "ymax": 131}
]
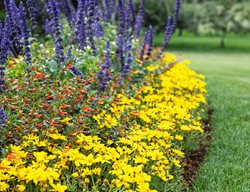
[
  {"xmin": 74, "ymin": 0, "xmax": 86, "ymax": 49},
  {"xmin": 154, "ymin": 16, "xmax": 172, "ymax": 61},
  {"xmin": 118, "ymin": 0, "xmax": 126, "ymax": 36},
  {"xmin": 0, "ymin": 108, "xmax": 8, "ymax": 126},
  {"xmin": 124, "ymin": 5, "xmax": 131, "ymax": 32},
  {"xmin": 86, "ymin": 0, "xmax": 97, "ymax": 55},
  {"xmin": 46, "ymin": 0, "xmax": 65, "ymax": 66},
  {"xmin": 4, "ymin": 0, "xmax": 21, "ymax": 58},
  {"xmin": 123, "ymin": 37, "xmax": 133, "ymax": 77},
  {"xmin": 133, "ymin": 0, "xmax": 145, "ymax": 37},
  {"xmin": 104, "ymin": 0, "xmax": 111, "ymax": 21},
  {"xmin": 27, "ymin": 0, "xmax": 38, "ymax": 32},
  {"xmin": 97, "ymin": 40, "xmax": 112, "ymax": 91},
  {"xmin": 0, "ymin": 21, "xmax": 2, "ymax": 40},
  {"xmin": 116, "ymin": 34, "xmax": 125, "ymax": 71},
  {"xmin": 156, "ymin": 0, "xmax": 181, "ymax": 60},
  {"xmin": 145, "ymin": 26, "xmax": 154, "ymax": 61},
  {"xmin": 9, "ymin": 0, "xmax": 20, "ymax": 24},
  {"xmin": 19, "ymin": 1, "xmax": 32, "ymax": 68},
  {"xmin": 93, "ymin": 2, "xmax": 103, "ymax": 38},
  {"xmin": 172, "ymin": 0, "xmax": 181, "ymax": 31},
  {"xmin": 0, "ymin": 24, "xmax": 9, "ymax": 93},
  {"xmin": 129, "ymin": 0, "xmax": 136, "ymax": 25},
  {"xmin": 59, "ymin": 0, "xmax": 73, "ymax": 27}
]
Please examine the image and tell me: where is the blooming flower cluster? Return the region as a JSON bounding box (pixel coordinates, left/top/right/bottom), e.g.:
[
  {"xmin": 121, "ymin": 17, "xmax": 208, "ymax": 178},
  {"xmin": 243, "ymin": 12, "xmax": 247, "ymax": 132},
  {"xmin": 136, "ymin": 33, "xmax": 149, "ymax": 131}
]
[
  {"xmin": 0, "ymin": 52, "xmax": 207, "ymax": 191},
  {"xmin": 0, "ymin": 0, "xmax": 208, "ymax": 191}
]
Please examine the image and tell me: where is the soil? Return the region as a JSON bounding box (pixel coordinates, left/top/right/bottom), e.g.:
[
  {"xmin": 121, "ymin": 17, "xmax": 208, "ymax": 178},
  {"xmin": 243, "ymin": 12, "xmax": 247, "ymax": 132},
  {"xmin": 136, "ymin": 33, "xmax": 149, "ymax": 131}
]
[{"xmin": 183, "ymin": 109, "xmax": 213, "ymax": 187}]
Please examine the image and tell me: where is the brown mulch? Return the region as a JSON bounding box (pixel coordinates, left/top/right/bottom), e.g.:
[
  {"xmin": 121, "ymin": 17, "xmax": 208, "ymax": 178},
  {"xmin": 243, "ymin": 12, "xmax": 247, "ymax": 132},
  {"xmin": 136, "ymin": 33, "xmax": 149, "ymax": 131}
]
[{"xmin": 183, "ymin": 109, "xmax": 213, "ymax": 187}]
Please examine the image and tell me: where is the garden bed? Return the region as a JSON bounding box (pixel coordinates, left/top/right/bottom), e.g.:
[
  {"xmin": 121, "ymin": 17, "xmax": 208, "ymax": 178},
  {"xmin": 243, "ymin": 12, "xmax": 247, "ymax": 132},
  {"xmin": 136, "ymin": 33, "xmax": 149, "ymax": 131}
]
[{"xmin": 0, "ymin": 0, "xmax": 209, "ymax": 191}]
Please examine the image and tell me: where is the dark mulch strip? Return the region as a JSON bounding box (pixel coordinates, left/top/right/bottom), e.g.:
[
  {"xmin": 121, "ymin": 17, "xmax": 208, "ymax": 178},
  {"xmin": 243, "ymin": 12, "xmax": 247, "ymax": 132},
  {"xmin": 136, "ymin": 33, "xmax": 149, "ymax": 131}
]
[{"xmin": 183, "ymin": 109, "xmax": 213, "ymax": 187}]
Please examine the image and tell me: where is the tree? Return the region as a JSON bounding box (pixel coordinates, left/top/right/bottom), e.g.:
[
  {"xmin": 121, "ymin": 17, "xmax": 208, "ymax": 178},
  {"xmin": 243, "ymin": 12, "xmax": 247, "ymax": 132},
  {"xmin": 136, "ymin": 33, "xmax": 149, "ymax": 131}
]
[{"xmin": 198, "ymin": 0, "xmax": 250, "ymax": 47}]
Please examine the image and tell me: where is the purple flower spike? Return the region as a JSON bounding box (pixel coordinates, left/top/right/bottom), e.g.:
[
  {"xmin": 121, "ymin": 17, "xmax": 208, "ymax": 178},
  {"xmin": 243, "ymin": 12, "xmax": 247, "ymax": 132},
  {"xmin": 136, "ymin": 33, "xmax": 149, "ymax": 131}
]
[
  {"xmin": 154, "ymin": 16, "xmax": 172, "ymax": 61},
  {"xmin": 97, "ymin": 40, "xmax": 113, "ymax": 91},
  {"xmin": 19, "ymin": 1, "xmax": 32, "ymax": 67},
  {"xmin": 70, "ymin": 66, "xmax": 84, "ymax": 79},
  {"xmin": 116, "ymin": 34, "xmax": 125, "ymax": 71},
  {"xmin": 134, "ymin": 0, "xmax": 145, "ymax": 37},
  {"xmin": 172, "ymin": 0, "xmax": 181, "ymax": 31},
  {"xmin": 118, "ymin": 0, "xmax": 126, "ymax": 36},
  {"xmin": 129, "ymin": 0, "xmax": 136, "ymax": 25},
  {"xmin": 0, "ymin": 108, "xmax": 8, "ymax": 125},
  {"xmin": 145, "ymin": 26, "xmax": 154, "ymax": 60},
  {"xmin": 0, "ymin": 24, "xmax": 9, "ymax": 92},
  {"xmin": 27, "ymin": 0, "xmax": 38, "ymax": 32},
  {"xmin": 9, "ymin": 0, "xmax": 20, "ymax": 24},
  {"xmin": 86, "ymin": 0, "xmax": 97, "ymax": 55},
  {"xmin": 74, "ymin": 0, "xmax": 86, "ymax": 49},
  {"xmin": 123, "ymin": 37, "xmax": 133, "ymax": 77},
  {"xmin": 105, "ymin": 0, "xmax": 111, "ymax": 21},
  {"xmin": 46, "ymin": 0, "xmax": 65, "ymax": 66}
]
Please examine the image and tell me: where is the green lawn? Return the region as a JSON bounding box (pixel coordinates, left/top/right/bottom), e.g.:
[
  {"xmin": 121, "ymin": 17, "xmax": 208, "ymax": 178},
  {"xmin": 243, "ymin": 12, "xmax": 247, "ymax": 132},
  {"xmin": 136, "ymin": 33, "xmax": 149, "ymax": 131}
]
[
  {"xmin": 184, "ymin": 52, "xmax": 250, "ymax": 192},
  {"xmin": 164, "ymin": 35, "xmax": 250, "ymax": 191},
  {"xmin": 154, "ymin": 33, "xmax": 250, "ymax": 53}
]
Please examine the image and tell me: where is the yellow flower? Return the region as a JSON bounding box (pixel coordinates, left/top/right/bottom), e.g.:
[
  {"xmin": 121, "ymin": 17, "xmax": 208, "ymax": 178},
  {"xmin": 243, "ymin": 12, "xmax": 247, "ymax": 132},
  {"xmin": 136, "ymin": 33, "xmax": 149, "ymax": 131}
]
[
  {"xmin": 72, "ymin": 172, "xmax": 79, "ymax": 178},
  {"xmin": 0, "ymin": 182, "xmax": 9, "ymax": 191},
  {"xmin": 60, "ymin": 117, "xmax": 73, "ymax": 125},
  {"xmin": 47, "ymin": 133, "xmax": 67, "ymax": 141},
  {"xmin": 175, "ymin": 135, "xmax": 183, "ymax": 141},
  {"xmin": 52, "ymin": 184, "xmax": 68, "ymax": 192},
  {"xmin": 16, "ymin": 185, "xmax": 26, "ymax": 192}
]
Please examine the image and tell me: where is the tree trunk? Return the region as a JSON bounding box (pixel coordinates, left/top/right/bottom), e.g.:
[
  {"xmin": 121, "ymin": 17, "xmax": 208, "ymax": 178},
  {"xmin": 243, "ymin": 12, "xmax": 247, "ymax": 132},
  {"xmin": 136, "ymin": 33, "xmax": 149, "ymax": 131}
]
[
  {"xmin": 178, "ymin": 28, "xmax": 183, "ymax": 36},
  {"xmin": 220, "ymin": 31, "xmax": 227, "ymax": 48}
]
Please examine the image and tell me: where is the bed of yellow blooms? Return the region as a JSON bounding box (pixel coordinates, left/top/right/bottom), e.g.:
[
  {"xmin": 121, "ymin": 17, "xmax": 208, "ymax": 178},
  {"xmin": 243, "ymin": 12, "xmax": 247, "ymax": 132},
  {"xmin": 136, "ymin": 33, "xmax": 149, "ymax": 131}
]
[{"xmin": 0, "ymin": 53, "xmax": 207, "ymax": 192}]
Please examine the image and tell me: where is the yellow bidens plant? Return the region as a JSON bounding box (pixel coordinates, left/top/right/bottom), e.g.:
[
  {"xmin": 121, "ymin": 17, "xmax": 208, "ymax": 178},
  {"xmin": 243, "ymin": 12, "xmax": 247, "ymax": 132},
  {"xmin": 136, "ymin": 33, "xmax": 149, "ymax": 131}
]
[{"xmin": 0, "ymin": 53, "xmax": 206, "ymax": 192}]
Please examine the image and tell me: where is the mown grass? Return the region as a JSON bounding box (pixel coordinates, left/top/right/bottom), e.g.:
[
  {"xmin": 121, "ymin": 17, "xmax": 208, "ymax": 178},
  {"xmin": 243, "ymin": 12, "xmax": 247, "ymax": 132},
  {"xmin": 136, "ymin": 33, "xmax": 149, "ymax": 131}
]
[
  {"xmin": 154, "ymin": 32, "xmax": 250, "ymax": 53},
  {"xmin": 163, "ymin": 34, "xmax": 250, "ymax": 191}
]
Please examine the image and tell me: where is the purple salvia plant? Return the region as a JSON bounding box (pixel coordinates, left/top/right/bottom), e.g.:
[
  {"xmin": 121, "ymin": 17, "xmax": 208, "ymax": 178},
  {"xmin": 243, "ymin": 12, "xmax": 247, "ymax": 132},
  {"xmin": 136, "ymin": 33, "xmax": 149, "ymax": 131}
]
[
  {"xmin": 116, "ymin": 34, "xmax": 125, "ymax": 71},
  {"xmin": 118, "ymin": 0, "xmax": 126, "ymax": 36},
  {"xmin": 154, "ymin": 16, "xmax": 172, "ymax": 61},
  {"xmin": 59, "ymin": 0, "xmax": 73, "ymax": 27},
  {"xmin": 19, "ymin": 2, "xmax": 32, "ymax": 68},
  {"xmin": 0, "ymin": 28, "xmax": 8, "ymax": 93},
  {"xmin": 34, "ymin": 0, "xmax": 47, "ymax": 30},
  {"xmin": 97, "ymin": 40, "xmax": 112, "ymax": 91},
  {"xmin": 145, "ymin": 26, "xmax": 154, "ymax": 61},
  {"xmin": 128, "ymin": 0, "xmax": 136, "ymax": 25},
  {"xmin": 66, "ymin": 47, "xmax": 73, "ymax": 60},
  {"xmin": 66, "ymin": 0, "xmax": 76, "ymax": 25},
  {"xmin": 46, "ymin": 0, "xmax": 65, "ymax": 66},
  {"xmin": 70, "ymin": 66, "xmax": 84, "ymax": 79},
  {"xmin": 4, "ymin": 0, "xmax": 21, "ymax": 58},
  {"xmin": 104, "ymin": 0, "xmax": 111, "ymax": 21},
  {"xmin": 27, "ymin": 0, "xmax": 38, "ymax": 32},
  {"xmin": 93, "ymin": 2, "xmax": 103, "ymax": 38},
  {"xmin": 74, "ymin": 0, "xmax": 86, "ymax": 49},
  {"xmin": 99, "ymin": 0, "xmax": 105, "ymax": 20},
  {"xmin": 65, "ymin": 47, "xmax": 83, "ymax": 78},
  {"xmin": 124, "ymin": 5, "xmax": 131, "ymax": 32},
  {"xmin": 0, "ymin": 108, "xmax": 8, "ymax": 126},
  {"xmin": 9, "ymin": 0, "xmax": 20, "ymax": 24},
  {"xmin": 86, "ymin": 0, "xmax": 97, "ymax": 55},
  {"xmin": 0, "ymin": 21, "xmax": 2, "ymax": 41},
  {"xmin": 155, "ymin": 0, "xmax": 181, "ymax": 60},
  {"xmin": 133, "ymin": 0, "xmax": 145, "ymax": 37},
  {"xmin": 172, "ymin": 0, "xmax": 181, "ymax": 32},
  {"xmin": 123, "ymin": 37, "xmax": 133, "ymax": 77}
]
